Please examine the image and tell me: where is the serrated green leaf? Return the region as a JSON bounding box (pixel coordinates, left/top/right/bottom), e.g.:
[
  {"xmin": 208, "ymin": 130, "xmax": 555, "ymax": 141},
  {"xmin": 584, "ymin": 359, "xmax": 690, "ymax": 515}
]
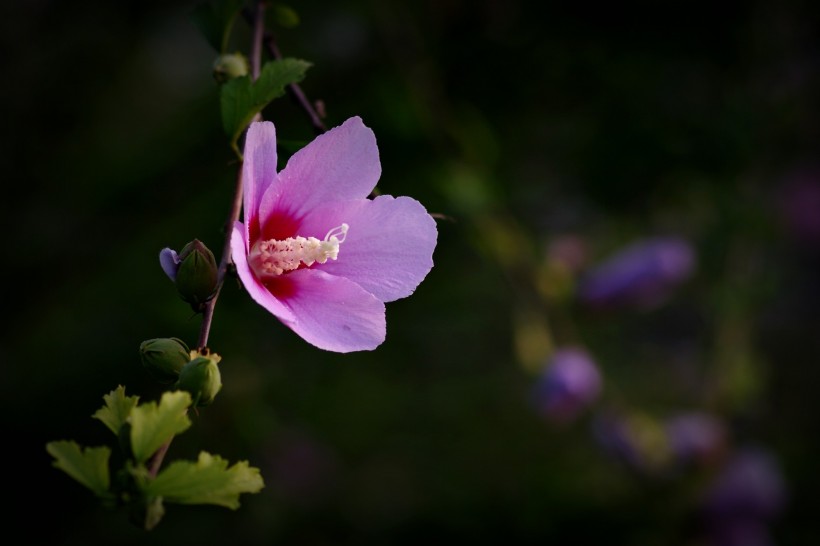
[
  {"xmin": 191, "ymin": 0, "xmax": 244, "ymax": 53},
  {"xmin": 92, "ymin": 385, "xmax": 140, "ymax": 436},
  {"xmin": 46, "ymin": 441, "xmax": 112, "ymax": 498},
  {"xmin": 129, "ymin": 391, "xmax": 192, "ymax": 464},
  {"xmin": 145, "ymin": 451, "xmax": 265, "ymax": 509},
  {"xmin": 221, "ymin": 58, "xmax": 311, "ymax": 151}
]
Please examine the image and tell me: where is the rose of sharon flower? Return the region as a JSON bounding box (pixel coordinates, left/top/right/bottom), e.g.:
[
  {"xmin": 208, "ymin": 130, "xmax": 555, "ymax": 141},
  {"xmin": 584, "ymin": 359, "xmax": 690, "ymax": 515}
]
[{"xmin": 230, "ymin": 117, "xmax": 437, "ymax": 352}]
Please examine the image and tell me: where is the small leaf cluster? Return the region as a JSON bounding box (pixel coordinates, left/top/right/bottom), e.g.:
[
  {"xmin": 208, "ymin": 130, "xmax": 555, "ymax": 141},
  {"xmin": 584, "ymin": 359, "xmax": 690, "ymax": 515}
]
[
  {"xmin": 45, "ymin": 0, "xmax": 312, "ymax": 532},
  {"xmin": 46, "ymin": 386, "xmax": 264, "ymax": 530},
  {"xmin": 192, "ymin": 0, "xmax": 311, "ymax": 154}
]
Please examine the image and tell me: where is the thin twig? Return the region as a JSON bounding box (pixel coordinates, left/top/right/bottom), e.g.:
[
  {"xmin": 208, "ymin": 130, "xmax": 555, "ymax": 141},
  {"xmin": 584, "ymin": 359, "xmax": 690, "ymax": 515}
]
[
  {"xmin": 196, "ymin": 164, "xmax": 245, "ymax": 349},
  {"xmin": 147, "ymin": 0, "xmax": 267, "ymax": 480},
  {"xmin": 249, "ymin": 0, "xmax": 265, "ymax": 80},
  {"xmin": 241, "ymin": 8, "xmax": 327, "ymax": 134},
  {"xmin": 147, "ymin": 438, "xmax": 173, "ymax": 478}
]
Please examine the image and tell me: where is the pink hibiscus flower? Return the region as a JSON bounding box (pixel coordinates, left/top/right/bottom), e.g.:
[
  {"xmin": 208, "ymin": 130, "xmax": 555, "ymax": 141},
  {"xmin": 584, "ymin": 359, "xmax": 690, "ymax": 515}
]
[{"xmin": 230, "ymin": 117, "xmax": 438, "ymax": 352}]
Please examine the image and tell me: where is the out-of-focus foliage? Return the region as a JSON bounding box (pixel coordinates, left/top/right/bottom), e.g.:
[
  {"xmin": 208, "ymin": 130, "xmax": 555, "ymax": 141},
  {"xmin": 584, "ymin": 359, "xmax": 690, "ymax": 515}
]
[{"xmin": 3, "ymin": 0, "xmax": 819, "ymax": 544}]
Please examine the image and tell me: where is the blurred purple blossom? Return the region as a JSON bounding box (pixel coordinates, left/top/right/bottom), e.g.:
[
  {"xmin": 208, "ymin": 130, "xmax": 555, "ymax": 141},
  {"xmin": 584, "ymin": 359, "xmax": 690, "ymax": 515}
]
[
  {"xmin": 577, "ymin": 237, "xmax": 696, "ymax": 310},
  {"xmin": 700, "ymin": 448, "xmax": 787, "ymax": 546},
  {"xmin": 665, "ymin": 412, "xmax": 727, "ymax": 467},
  {"xmin": 703, "ymin": 447, "xmax": 787, "ymax": 522},
  {"xmin": 532, "ymin": 347, "xmax": 602, "ymax": 424}
]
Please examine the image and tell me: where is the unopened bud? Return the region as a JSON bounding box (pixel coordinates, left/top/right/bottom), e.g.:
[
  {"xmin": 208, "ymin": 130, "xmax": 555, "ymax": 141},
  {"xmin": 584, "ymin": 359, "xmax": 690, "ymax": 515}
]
[
  {"xmin": 161, "ymin": 240, "xmax": 218, "ymax": 312},
  {"xmin": 176, "ymin": 350, "xmax": 222, "ymax": 407},
  {"xmin": 213, "ymin": 53, "xmax": 249, "ymax": 83},
  {"xmin": 139, "ymin": 338, "xmax": 191, "ymax": 384}
]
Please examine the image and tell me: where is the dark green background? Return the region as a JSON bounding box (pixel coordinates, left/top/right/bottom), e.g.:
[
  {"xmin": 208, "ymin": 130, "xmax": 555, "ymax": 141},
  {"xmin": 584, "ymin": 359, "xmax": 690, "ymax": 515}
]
[{"xmin": 3, "ymin": 1, "xmax": 819, "ymax": 544}]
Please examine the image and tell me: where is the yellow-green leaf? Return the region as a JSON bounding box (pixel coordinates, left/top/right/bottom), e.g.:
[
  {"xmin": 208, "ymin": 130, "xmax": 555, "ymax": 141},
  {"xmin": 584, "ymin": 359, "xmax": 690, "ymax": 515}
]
[
  {"xmin": 145, "ymin": 451, "xmax": 264, "ymax": 509},
  {"xmin": 129, "ymin": 391, "xmax": 192, "ymax": 464},
  {"xmin": 46, "ymin": 441, "xmax": 112, "ymax": 498},
  {"xmin": 92, "ymin": 385, "xmax": 139, "ymax": 436}
]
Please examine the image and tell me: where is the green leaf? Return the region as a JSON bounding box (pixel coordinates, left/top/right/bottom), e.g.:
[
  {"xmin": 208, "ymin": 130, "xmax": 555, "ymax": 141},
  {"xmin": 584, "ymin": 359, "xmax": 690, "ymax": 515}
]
[
  {"xmin": 46, "ymin": 441, "xmax": 112, "ymax": 498},
  {"xmin": 92, "ymin": 385, "xmax": 140, "ymax": 436},
  {"xmin": 221, "ymin": 58, "xmax": 311, "ymax": 152},
  {"xmin": 129, "ymin": 391, "xmax": 192, "ymax": 464},
  {"xmin": 145, "ymin": 451, "xmax": 264, "ymax": 509},
  {"xmin": 191, "ymin": 0, "xmax": 244, "ymax": 53}
]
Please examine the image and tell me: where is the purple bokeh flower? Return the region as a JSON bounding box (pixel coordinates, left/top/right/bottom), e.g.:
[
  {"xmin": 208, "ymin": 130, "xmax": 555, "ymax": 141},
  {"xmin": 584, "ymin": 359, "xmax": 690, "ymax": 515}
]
[
  {"xmin": 230, "ymin": 118, "xmax": 438, "ymax": 352},
  {"xmin": 700, "ymin": 447, "xmax": 787, "ymax": 546},
  {"xmin": 577, "ymin": 237, "xmax": 695, "ymax": 309},
  {"xmin": 665, "ymin": 412, "xmax": 727, "ymax": 466},
  {"xmin": 703, "ymin": 447, "xmax": 787, "ymax": 522},
  {"xmin": 532, "ymin": 347, "xmax": 602, "ymax": 423}
]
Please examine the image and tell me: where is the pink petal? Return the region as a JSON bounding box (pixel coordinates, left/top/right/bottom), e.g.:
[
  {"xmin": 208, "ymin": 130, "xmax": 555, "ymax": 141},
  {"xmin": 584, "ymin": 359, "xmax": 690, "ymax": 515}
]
[
  {"xmin": 242, "ymin": 121, "xmax": 280, "ymax": 243},
  {"xmin": 299, "ymin": 195, "xmax": 437, "ymax": 302},
  {"xmin": 258, "ymin": 117, "xmax": 380, "ymax": 232},
  {"xmin": 231, "ymin": 222, "xmax": 296, "ymax": 324},
  {"xmin": 275, "ymin": 269, "xmax": 386, "ymax": 352}
]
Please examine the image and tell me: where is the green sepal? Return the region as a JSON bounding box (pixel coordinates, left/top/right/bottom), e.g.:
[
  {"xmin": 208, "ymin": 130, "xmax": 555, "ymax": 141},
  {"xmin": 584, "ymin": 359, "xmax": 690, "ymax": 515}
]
[
  {"xmin": 139, "ymin": 338, "xmax": 191, "ymax": 384},
  {"xmin": 129, "ymin": 391, "xmax": 192, "ymax": 464},
  {"xmin": 92, "ymin": 385, "xmax": 140, "ymax": 435},
  {"xmin": 144, "ymin": 451, "xmax": 264, "ymax": 509},
  {"xmin": 176, "ymin": 351, "xmax": 222, "ymax": 407},
  {"xmin": 220, "ymin": 58, "xmax": 311, "ymax": 153},
  {"xmin": 46, "ymin": 441, "xmax": 113, "ymax": 499},
  {"xmin": 175, "ymin": 240, "xmax": 218, "ymax": 312}
]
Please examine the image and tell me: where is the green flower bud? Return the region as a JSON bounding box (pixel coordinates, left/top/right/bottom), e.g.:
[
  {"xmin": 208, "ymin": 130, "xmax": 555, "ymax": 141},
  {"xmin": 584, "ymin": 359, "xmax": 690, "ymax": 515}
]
[
  {"xmin": 139, "ymin": 338, "xmax": 190, "ymax": 384},
  {"xmin": 176, "ymin": 350, "xmax": 222, "ymax": 407},
  {"xmin": 213, "ymin": 52, "xmax": 249, "ymax": 83},
  {"xmin": 175, "ymin": 240, "xmax": 218, "ymax": 312}
]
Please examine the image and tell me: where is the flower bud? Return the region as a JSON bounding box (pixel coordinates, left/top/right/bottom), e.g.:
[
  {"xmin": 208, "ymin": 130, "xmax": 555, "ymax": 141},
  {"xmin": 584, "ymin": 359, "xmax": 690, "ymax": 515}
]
[
  {"xmin": 139, "ymin": 338, "xmax": 191, "ymax": 384},
  {"xmin": 160, "ymin": 240, "xmax": 218, "ymax": 312},
  {"xmin": 176, "ymin": 350, "xmax": 222, "ymax": 407},
  {"xmin": 213, "ymin": 52, "xmax": 249, "ymax": 83}
]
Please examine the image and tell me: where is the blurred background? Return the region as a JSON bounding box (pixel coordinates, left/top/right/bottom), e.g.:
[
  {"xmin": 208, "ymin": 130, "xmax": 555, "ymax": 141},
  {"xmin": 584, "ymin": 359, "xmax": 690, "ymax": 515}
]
[{"xmin": 2, "ymin": 0, "xmax": 819, "ymax": 544}]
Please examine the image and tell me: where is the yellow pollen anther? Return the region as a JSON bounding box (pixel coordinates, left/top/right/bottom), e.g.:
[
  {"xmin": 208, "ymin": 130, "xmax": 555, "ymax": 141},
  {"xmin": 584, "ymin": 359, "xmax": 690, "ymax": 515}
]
[{"xmin": 251, "ymin": 223, "xmax": 349, "ymax": 277}]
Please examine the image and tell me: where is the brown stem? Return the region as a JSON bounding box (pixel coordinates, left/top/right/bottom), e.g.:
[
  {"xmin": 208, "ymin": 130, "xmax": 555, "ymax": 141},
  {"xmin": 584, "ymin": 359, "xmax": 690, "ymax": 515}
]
[
  {"xmin": 242, "ymin": 8, "xmax": 327, "ymax": 134},
  {"xmin": 196, "ymin": 164, "xmax": 245, "ymax": 349},
  {"xmin": 147, "ymin": 0, "xmax": 267, "ymax": 480}
]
